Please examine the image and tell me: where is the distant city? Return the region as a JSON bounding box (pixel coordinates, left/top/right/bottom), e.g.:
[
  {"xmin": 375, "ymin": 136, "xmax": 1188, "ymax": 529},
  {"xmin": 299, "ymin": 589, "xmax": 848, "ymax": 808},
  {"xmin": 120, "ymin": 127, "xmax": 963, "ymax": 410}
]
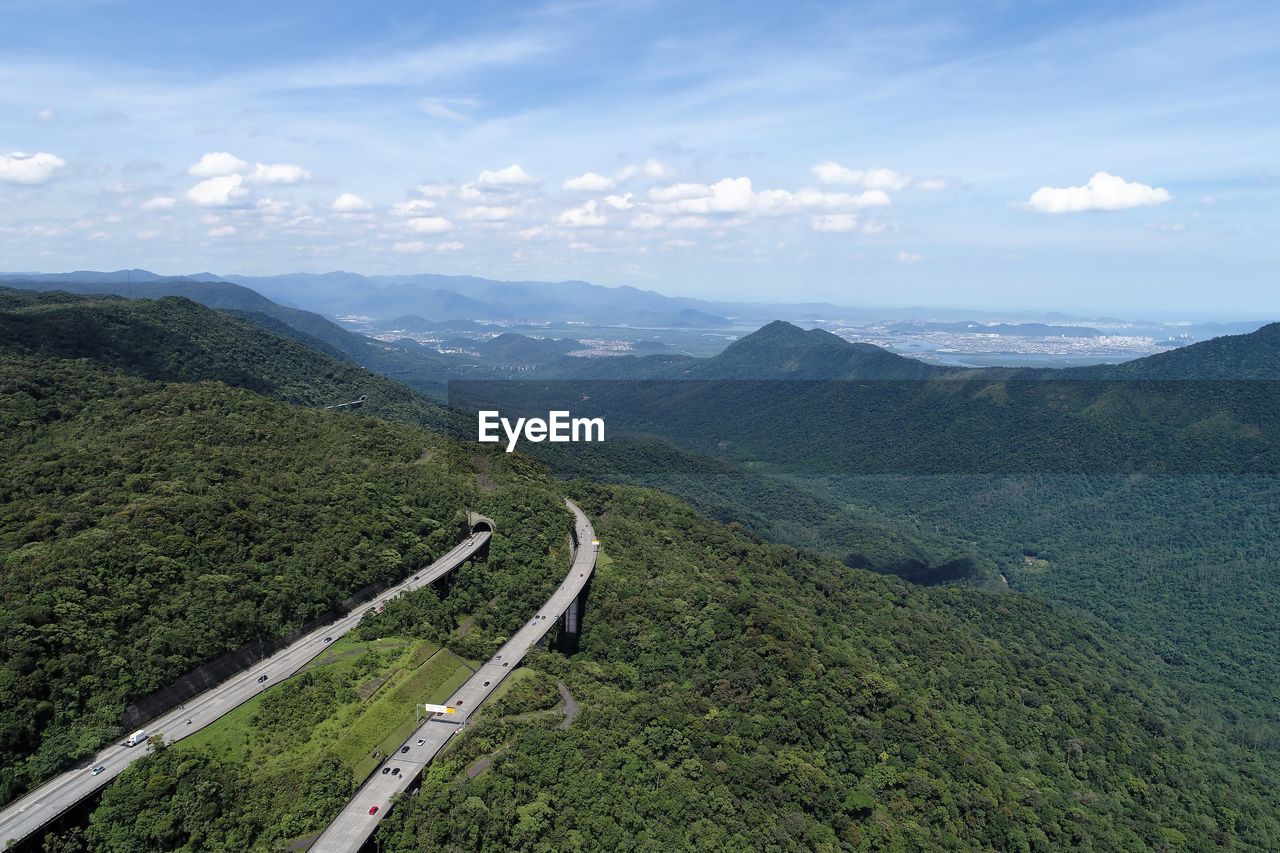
[{"xmin": 342, "ymin": 312, "xmax": 1220, "ymax": 369}]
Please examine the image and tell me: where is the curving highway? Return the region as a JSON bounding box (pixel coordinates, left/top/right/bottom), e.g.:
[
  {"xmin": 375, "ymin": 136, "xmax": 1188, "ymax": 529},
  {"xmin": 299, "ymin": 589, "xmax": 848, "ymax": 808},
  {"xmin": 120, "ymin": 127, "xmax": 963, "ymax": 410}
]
[
  {"xmin": 309, "ymin": 498, "xmax": 597, "ymax": 853},
  {"xmin": 0, "ymin": 530, "xmax": 491, "ymax": 850}
]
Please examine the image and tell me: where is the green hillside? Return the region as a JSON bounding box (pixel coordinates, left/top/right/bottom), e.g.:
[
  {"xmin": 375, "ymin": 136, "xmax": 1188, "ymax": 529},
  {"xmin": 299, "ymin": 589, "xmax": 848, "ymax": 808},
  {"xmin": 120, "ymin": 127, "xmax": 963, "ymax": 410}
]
[
  {"xmin": 450, "ymin": 320, "xmax": 1280, "ymax": 762},
  {"xmin": 0, "ymin": 278, "xmax": 468, "ymax": 398},
  {"xmin": 0, "ymin": 288, "xmax": 445, "ymax": 428},
  {"xmin": 0, "ymin": 353, "xmax": 570, "ymax": 806},
  {"xmin": 366, "ymin": 483, "xmax": 1278, "ymax": 851},
  {"xmin": 7, "ymin": 302, "xmax": 1279, "ymax": 850}
]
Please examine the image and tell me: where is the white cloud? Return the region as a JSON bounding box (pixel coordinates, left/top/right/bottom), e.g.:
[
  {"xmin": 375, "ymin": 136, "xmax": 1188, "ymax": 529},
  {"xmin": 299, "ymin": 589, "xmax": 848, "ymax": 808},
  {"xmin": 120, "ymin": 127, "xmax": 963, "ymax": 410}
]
[
  {"xmin": 405, "ymin": 215, "xmax": 453, "ymax": 233},
  {"xmin": 331, "ymin": 192, "xmax": 372, "ymax": 212},
  {"xmin": 652, "ymin": 177, "xmax": 889, "ymax": 216},
  {"xmin": 478, "ymin": 163, "xmax": 536, "ymax": 186},
  {"xmin": 811, "ymin": 162, "xmax": 913, "ymax": 191},
  {"xmin": 914, "ymin": 178, "xmax": 949, "ymax": 191},
  {"xmin": 663, "ymin": 177, "xmax": 754, "ymax": 213},
  {"xmin": 756, "ymin": 187, "xmax": 890, "ymax": 212},
  {"xmin": 0, "ymin": 151, "xmax": 66, "ymax": 185},
  {"xmin": 558, "ymin": 199, "xmax": 607, "ymax": 227},
  {"xmin": 461, "ymin": 205, "xmax": 517, "ymax": 221},
  {"xmin": 36, "ymin": 108, "xmax": 55, "ymax": 121},
  {"xmin": 1023, "ymin": 171, "xmax": 1171, "ymax": 213},
  {"xmin": 186, "ymin": 174, "xmax": 247, "ymax": 206},
  {"xmin": 604, "ymin": 192, "xmax": 634, "ymax": 210},
  {"xmin": 390, "ymin": 199, "xmax": 437, "ymax": 216},
  {"xmin": 140, "ymin": 196, "xmax": 177, "ymax": 211},
  {"xmin": 207, "ymin": 225, "xmax": 237, "ymax": 238},
  {"xmin": 246, "ymin": 162, "xmax": 311, "ymax": 184},
  {"xmin": 394, "ymin": 239, "xmax": 463, "ymax": 253},
  {"xmin": 618, "ymin": 159, "xmax": 672, "ymax": 181},
  {"xmin": 563, "ymin": 171, "xmax": 616, "ymax": 192},
  {"xmin": 650, "ymin": 182, "xmax": 713, "ymax": 202},
  {"xmin": 812, "ymin": 213, "xmax": 859, "ymax": 232},
  {"xmin": 188, "ymin": 152, "xmax": 248, "ymax": 177},
  {"xmin": 897, "ymin": 250, "xmax": 923, "ymax": 264},
  {"xmin": 416, "ymin": 183, "xmax": 453, "ymax": 198}
]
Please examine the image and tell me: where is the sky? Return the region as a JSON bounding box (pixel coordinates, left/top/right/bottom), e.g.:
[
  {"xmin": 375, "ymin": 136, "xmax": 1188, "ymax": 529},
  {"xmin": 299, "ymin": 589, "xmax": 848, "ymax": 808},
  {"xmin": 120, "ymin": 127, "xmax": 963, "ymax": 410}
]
[{"xmin": 0, "ymin": 0, "xmax": 1277, "ymax": 317}]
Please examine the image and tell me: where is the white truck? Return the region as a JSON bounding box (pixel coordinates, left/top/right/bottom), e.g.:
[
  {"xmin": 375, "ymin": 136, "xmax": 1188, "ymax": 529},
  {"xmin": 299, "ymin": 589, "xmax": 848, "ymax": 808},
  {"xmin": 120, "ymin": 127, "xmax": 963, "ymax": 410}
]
[{"xmin": 124, "ymin": 729, "xmax": 148, "ymax": 747}]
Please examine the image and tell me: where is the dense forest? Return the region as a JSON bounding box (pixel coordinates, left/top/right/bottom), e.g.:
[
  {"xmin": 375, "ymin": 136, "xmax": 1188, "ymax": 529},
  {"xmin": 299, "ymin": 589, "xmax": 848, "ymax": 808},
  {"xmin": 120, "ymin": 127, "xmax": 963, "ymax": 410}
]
[
  {"xmin": 0, "ymin": 288, "xmax": 446, "ymax": 428},
  {"xmin": 363, "ymin": 483, "xmax": 1278, "ymax": 851},
  {"xmin": 66, "ymin": 482, "xmax": 1280, "ymax": 850},
  {"xmin": 0, "ymin": 353, "xmax": 568, "ymax": 806},
  {"xmin": 6, "ymin": 296, "xmax": 1279, "ymax": 850},
  {"xmin": 456, "ymin": 325, "xmax": 1280, "ymax": 754}
]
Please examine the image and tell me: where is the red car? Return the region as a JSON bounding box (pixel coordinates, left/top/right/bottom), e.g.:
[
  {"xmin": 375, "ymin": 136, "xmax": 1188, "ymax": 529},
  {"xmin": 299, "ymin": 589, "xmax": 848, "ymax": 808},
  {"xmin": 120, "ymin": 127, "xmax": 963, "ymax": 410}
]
[{"xmin": 369, "ymin": 805, "xmax": 379, "ymax": 815}]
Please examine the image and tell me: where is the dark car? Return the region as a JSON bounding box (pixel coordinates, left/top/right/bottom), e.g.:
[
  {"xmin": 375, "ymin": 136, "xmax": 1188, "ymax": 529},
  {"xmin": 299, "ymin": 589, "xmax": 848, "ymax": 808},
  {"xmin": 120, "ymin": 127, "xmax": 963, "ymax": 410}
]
[
  {"xmin": 400, "ymin": 745, "xmax": 410, "ymax": 754},
  {"xmin": 323, "ymin": 636, "xmax": 332, "ymax": 643},
  {"xmin": 391, "ymin": 767, "xmax": 401, "ymax": 776},
  {"xmin": 257, "ymin": 674, "xmax": 268, "ymax": 683},
  {"xmin": 381, "ymin": 767, "xmax": 390, "ymax": 774}
]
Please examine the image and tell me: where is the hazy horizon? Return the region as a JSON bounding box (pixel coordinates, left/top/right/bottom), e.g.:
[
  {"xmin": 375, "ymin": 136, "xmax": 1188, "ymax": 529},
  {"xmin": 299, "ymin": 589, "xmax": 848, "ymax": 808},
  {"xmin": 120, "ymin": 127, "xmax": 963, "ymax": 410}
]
[{"xmin": 2, "ymin": 265, "xmax": 1273, "ymax": 324}]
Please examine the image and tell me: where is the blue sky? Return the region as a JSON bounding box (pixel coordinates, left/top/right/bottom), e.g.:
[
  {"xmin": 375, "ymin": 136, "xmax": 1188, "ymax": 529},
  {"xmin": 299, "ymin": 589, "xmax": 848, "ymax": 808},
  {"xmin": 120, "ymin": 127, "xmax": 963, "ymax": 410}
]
[{"xmin": 0, "ymin": 0, "xmax": 1276, "ymax": 317}]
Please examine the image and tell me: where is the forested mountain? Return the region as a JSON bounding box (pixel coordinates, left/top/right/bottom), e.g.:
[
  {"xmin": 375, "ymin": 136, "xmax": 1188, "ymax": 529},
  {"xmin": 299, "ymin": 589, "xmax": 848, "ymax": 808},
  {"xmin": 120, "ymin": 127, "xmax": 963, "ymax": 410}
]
[
  {"xmin": 454, "ymin": 318, "xmax": 1280, "ymax": 789},
  {"xmin": 1076, "ymin": 321, "xmax": 1280, "ymax": 379},
  {"xmin": 473, "ymin": 332, "xmax": 582, "ymax": 362},
  {"xmin": 370, "ymin": 483, "xmax": 1278, "ymax": 850},
  {"xmin": 0, "ymin": 289, "xmax": 443, "ymax": 427},
  {"xmin": 222, "ymin": 271, "xmax": 734, "ymax": 326},
  {"xmin": 691, "ymin": 320, "xmax": 947, "ymax": 380},
  {"xmin": 0, "ymin": 279, "xmax": 468, "ymax": 397},
  {"xmin": 80, "ymin": 482, "xmax": 1280, "ymax": 850},
  {"xmin": 0, "ymin": 353, "xmax": 571, "ymax": 808},
  {"xmin": 6, "ymin": 296, "xmax": 1279, "ymax": 850}
]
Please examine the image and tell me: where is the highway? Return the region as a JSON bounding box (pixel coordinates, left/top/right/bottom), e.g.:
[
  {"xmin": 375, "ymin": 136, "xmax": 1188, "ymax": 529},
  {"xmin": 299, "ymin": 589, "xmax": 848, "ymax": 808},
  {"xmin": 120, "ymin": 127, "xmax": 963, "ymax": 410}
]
[
  {"xmin": 0, "ymin": 531, "xmax": 491, "ymax": 850},
  {"xmin": 309, "ymin": 499, "xmax": 597, "ymax": 853}
]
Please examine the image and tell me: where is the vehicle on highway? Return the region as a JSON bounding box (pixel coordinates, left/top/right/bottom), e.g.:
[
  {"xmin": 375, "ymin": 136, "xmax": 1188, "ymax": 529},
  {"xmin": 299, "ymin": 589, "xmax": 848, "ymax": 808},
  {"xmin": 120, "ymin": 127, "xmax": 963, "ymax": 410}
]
[
  {"xmin": 400, "ymin": 746, "xmax": 409, "ymax": 754},
  {"xmin": 381, "ymin": 767, "xmax": 390, "ymax": 775},
  {"xmin": 91, "ymin": 765, "xmax": 105, "ymax": 776},
  {"xmin": 413, "ymin": 575, "xmax": 420, "ymax": 581},
  {"xmin": 257, "ymin": 674, "xmax": 268, "ymax": 683},
  {"xmin": 416, "ymin": 738, "xmax": 425, "ymax": 745},
  {"xmin": 391, "ymin": 768, "xmax": 400, "ymax": 776},
  {"xmin": 324, "ymin": 636, "xmax": 332, "ymax": 643},
  {"xmin": 124, "ymin": 730, "xmax": 147, "ymax": 747},
  {"xmin": 369, "ymin": 806, "xmax": 379, "ymax": 815}
]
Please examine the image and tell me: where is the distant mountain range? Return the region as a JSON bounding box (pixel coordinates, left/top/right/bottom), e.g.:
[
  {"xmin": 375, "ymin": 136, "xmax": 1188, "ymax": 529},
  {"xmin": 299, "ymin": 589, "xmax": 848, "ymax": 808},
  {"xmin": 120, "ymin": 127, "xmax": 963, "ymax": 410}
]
[
  {"xmin": 7, "ymin": 270, "xmax": 1263, "ymax": 339},
  {"xmin": 217, "ymin": 271, "xmax": 734, "ymax": 326}
]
